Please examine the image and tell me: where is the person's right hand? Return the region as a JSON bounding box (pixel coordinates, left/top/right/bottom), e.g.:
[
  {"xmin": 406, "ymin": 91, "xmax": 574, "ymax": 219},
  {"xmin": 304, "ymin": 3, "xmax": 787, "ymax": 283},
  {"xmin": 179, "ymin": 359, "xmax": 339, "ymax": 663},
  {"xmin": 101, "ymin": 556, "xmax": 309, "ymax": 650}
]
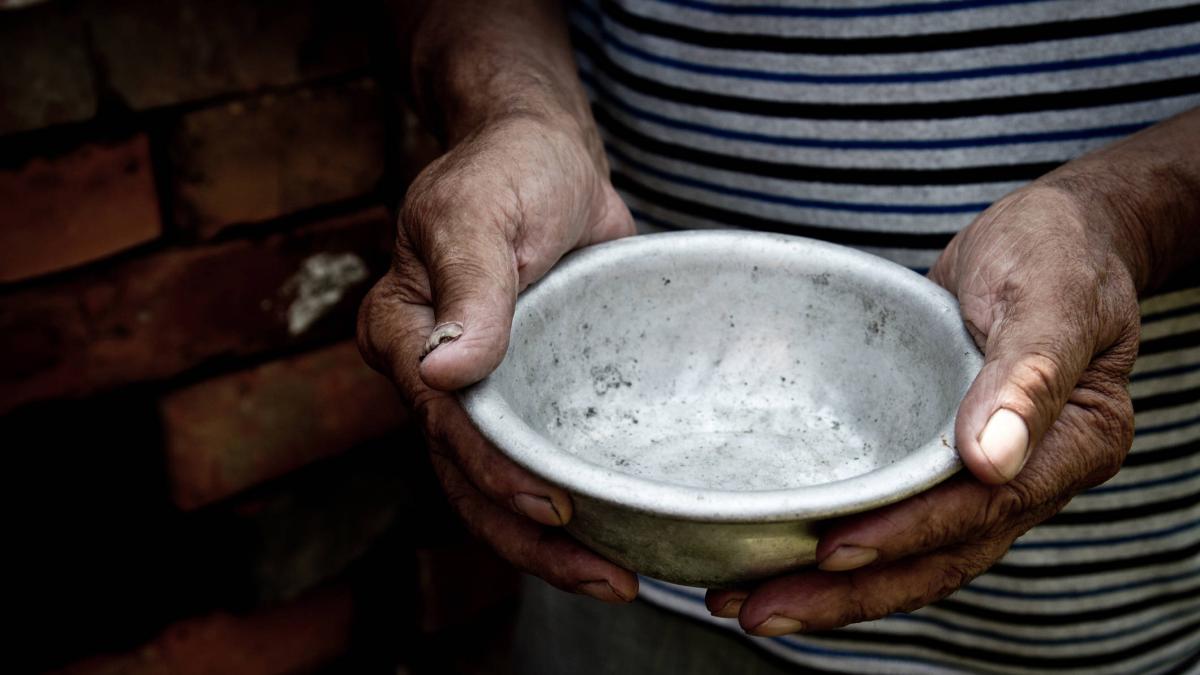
[{"xmin": 358, "ymin": 112, "xmax": 639, "ymax": 602}]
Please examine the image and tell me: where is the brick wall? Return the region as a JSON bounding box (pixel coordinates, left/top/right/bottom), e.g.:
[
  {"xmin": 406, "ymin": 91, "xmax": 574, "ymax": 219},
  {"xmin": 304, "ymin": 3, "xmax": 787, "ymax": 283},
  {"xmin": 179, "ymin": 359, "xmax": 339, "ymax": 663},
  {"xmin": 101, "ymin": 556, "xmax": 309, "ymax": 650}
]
[{"xmin": 1, "ymin": 2, "xmax": 517, "ymax": 673}]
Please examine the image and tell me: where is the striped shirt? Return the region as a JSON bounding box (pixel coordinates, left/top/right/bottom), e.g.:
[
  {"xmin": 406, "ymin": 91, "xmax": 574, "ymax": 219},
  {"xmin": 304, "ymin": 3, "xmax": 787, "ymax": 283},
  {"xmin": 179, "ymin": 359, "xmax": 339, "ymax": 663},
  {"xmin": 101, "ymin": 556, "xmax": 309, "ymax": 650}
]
[{"xmin": 566, "ymin": 1, "xmax": 1200, "ymax": 672}]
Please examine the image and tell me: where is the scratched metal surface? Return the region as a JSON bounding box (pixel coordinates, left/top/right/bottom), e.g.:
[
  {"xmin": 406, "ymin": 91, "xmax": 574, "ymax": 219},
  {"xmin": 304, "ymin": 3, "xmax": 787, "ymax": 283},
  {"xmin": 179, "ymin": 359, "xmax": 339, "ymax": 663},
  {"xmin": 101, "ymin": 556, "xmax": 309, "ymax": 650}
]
[{"xmin": 462, "ymin": 230, "xmax": 981, "ymax": 586}]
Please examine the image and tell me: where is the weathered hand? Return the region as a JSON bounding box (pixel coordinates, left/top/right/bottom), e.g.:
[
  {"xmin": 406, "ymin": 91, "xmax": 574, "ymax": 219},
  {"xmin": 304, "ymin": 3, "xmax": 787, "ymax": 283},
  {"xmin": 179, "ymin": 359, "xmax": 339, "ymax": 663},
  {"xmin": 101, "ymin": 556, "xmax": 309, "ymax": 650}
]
[
  {"xmin": 357, "ymin": 113, "xmax": 638, "ymax": 602},
  {"xmin": 706, "ymin": 184, "xmax": 1142, "ymax": 635}
]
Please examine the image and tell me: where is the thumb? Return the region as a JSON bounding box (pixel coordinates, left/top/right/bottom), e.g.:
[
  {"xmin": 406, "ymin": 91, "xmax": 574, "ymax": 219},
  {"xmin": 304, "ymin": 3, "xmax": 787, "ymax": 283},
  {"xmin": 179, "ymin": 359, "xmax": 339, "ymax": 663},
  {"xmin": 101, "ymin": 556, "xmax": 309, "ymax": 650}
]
[
  {"xmin": 409, "ymin": 214, "xmax": 520, "ymax": 392},
  {"xmin": 955, "ymin": 297, "xmax": 1094, "ymax": 485}
]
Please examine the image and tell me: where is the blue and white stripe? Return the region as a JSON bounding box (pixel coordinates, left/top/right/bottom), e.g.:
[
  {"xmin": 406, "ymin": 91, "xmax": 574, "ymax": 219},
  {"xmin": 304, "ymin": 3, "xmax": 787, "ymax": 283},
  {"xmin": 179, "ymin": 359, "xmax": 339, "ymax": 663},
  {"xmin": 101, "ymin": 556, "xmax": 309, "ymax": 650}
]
[{"xmin": 570, "ymin": 1, "xmax": 1200, "ymax": 672}]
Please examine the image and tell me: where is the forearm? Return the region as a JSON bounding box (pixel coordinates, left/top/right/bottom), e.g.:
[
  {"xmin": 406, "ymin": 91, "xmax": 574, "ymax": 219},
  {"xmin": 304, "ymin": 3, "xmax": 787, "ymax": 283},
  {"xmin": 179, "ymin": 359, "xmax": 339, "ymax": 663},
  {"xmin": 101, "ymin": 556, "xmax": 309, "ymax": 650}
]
[
  {"xmin": 390, "ymin": 0, "xmax": 596, "ymax": 151},
  {"xmin": 1043, "ymin": 107, "xmax": 1200, "ymax": 293}
]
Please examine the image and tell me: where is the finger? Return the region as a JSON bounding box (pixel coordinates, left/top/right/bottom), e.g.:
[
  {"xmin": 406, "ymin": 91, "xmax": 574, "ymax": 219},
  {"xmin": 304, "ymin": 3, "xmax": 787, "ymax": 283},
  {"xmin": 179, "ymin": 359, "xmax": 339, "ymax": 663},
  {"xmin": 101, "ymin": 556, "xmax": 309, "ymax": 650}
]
[
  {"xmin": 358, "ymin": 246, "xmax": 571, "ymax": 527},
  {"xmin": 357, "ymin": 237, "xmax": 436, "ymax": 401},
  {"xmin": 403, "ymin": 194, "xmax": 520, "ymax": 391},
  {"xmin": 735, "ymin": 539, "xmax": 1010, "ymax": 635},
  {"xmin": 813, "ymin": 397, "xmax": 1127, "ymax": 573},
  {"xmin": 705, "ymin": 588, "xmax": 749, "ymax": 619},
  {"xmin": 425, "ymin": 395, "xmax": 574, "ymax": 526},
  {"xmin": 813, "ymin": 476, "xmax": 990, "ymax": 572},
  {"xmin": 954, "ymin": 283, "xmax": 1099, "ymax": 484},
  {"xmin": 709, "ymin": 482, "xmax": 990, "ymax": 613},
  {"xmin": 430, "ymin": 452, "xmax": 639, "ymax": 603}
]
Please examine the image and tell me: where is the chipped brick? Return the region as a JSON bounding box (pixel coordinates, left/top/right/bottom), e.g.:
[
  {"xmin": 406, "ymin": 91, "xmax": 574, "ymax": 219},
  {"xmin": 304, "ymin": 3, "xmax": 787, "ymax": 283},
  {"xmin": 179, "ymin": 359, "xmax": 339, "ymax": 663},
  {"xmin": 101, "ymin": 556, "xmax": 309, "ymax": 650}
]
[{"xmin": 0, "ymin": 207, "xmax": 391, "ymax": 413}]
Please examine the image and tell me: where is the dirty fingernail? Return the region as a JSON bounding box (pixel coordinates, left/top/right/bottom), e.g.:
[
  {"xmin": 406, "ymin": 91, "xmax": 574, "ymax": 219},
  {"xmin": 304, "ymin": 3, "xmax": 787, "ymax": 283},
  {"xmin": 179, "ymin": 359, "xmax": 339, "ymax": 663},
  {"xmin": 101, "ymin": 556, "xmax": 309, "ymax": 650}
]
[
  {"xmin": 420, "ymin": 322, "xmax": 464, "ymax": 360},
  {"xmin": 577, "ymin": 580, "xmax": 627, "ymax": 603},
  {"xmin": 753, "ymin": 615, "xmax": 806, "ymax": 636},
  {"xmin": 512, "ymin": 493, "xmax": 565, "ymax": 526},
  {"xmin": 819, "ymin": 545, "xmax": 879, "ymax": 572},
  {"xmin": 711, "ymin": 595, "xmax": 746, "ymax": 618},
  {"xmin": 978, "ymin": 408, "xmax": 1030, "ymax": 482}
]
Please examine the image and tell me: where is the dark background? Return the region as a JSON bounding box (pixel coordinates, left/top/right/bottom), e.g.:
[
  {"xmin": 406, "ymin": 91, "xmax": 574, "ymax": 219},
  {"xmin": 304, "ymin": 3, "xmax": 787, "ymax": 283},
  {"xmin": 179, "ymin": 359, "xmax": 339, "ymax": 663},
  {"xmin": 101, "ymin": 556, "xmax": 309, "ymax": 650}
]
[{"xmin": 0, "ymin": 1, "xmax": 516, "ymax": 672}]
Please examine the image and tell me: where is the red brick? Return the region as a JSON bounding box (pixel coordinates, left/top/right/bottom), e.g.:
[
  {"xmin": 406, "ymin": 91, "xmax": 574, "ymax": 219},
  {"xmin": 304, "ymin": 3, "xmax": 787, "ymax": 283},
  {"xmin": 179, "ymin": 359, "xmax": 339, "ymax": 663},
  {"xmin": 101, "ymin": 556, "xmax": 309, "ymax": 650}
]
[
  {"xmin": 85, "ymin": 0, "xmax": 370, "ymax": 111},
  {"xmin": 0, "ymin": 134, "xmax": 161, "ymax": 282},
  {"xmin": 0, "ymin": 1, "xmax": 97, "ymax": 134},
  {"xmin": 161, "ymin": 340, "xmax": 408, "ymax": 510},
  {"xmin": 49, "ymin": 584, "xmax": 353, "ymax": 675},
  {"xmin": 171, "ymin": 80, "xmax": 386, "ymax": 238},
  {"xmin": 0, "ymin": 207, "xmax": 391, "ymax": 413}
]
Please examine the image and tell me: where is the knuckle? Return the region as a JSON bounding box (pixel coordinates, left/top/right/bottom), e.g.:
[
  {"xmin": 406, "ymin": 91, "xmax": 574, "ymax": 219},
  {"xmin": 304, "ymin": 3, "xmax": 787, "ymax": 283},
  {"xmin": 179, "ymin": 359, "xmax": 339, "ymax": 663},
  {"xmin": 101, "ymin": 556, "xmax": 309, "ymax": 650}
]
[
  {"xmin": 979, "ymin": 483, "xmax": 1034, "ymax": 535},
  {"xmin": 1102, "ymin": 322, "xmax": 1141, "ymax": 375},
  {"xmin": 829, "ymin": 577, "xmax": 873, "ymax": 628},
  {"xmin": 917, "ymin": 521, "xmax": 956, "ymax": 552},
  {"xmin": 1008, "ymin": 350, "xmax": 1069, "ymax": 411},
  {"xmin": 907, "ymin": 494, "xmax": 960, "ymax": 552},
  {"xmin": 839, "ymin": 596, "xmax": 873, "ymax": 627},
  {"xmin": 1098, "ymin": 429, "xmax": 1132, "ymax": 480},
  {"xmin": 923, "ymin": 562, "xmax": 976, "ymax": 606},
  {"xmin": 418, "ymin": 400, "xmax": 453, "ymax": 449},
  {"xmin": 471, "ymin": 454, "xmax": 507, "ymax": 498},
  {"xmin": 1058, "ymin": 380, "xmax": 1134, "ymax": 489},
  {"xmin": 1101, "ymin": 390, "xmax": 1135, "ymax": 448},
  {"xmin": 1082, "ymin": 394, "xmax": 1135, "ymax": 485},
  {"xmin": 401, "ymin": 177, "xmax": 460, "ymax": 253},
  {"xmin": 838, "ymin": 575, "xmax": 891, "ymax": 627}
]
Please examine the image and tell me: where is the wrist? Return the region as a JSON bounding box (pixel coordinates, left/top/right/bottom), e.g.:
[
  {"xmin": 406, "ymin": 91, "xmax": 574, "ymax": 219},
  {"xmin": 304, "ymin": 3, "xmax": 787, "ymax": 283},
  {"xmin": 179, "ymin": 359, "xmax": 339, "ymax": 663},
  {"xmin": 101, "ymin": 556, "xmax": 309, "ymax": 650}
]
[
  {"xmin": 1038, "ymin": 109, "xmax": 1200, "ymax": 294},
  {"xmin": 408, "ymin": 2, "xmax": 599, "ymax": 156},
  {"xmin": 1036, "ymin": 169, "xmax": 1158, "ymax": 294}
]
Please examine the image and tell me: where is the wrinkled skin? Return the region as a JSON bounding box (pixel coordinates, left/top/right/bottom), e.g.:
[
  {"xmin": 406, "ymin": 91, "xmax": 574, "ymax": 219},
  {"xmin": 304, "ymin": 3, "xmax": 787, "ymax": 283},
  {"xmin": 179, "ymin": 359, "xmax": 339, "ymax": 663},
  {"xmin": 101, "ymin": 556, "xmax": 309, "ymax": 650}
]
[
  {"xmin": 705, "ymin": 185, "xmax": 1142, "ymax": 634},
  {"xmin": 359, "ymin": 116, "xmax": 1144, "ymax": 622},
  {"xmin": 357, "ymin": 113, "xmax": 641, "ymax": 602}
]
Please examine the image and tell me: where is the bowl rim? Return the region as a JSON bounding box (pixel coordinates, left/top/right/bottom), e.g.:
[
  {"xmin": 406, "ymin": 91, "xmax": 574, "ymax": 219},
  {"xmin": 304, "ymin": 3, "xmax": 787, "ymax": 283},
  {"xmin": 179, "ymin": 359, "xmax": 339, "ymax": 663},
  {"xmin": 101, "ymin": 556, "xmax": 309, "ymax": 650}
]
[{"xmin": 460, "ymin": 230, "xmax": 983, "ymax": 522}]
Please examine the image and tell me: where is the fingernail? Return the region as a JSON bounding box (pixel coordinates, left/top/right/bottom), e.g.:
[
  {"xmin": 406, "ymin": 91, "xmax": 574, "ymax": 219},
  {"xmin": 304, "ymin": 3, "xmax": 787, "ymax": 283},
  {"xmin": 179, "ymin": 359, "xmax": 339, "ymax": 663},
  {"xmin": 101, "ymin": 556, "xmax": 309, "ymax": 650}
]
[
  {"xmin": 978, "ymin": 408, "xmax": 1030, "ymax": 482},
  {"xmin": 419, "ymin": 322, "xmax": 464, "ymax": 361},
  {"xmin": 753, "ymin": 615, "xmax": 806, "ymax": 636},
  {"xmin": 819, "ymin": 545, "xmax": 879, "ymax": 572},
  {"xmin": 577, "ymin": 580, "xmax": 627, "ymax": 603},
  {"xmin": 711, "ymin": 595, "xmax": 745, "ymax": 618},
  {"xmin": 512, "ymin": 493, "xmax": 565, "ymax": 526}
]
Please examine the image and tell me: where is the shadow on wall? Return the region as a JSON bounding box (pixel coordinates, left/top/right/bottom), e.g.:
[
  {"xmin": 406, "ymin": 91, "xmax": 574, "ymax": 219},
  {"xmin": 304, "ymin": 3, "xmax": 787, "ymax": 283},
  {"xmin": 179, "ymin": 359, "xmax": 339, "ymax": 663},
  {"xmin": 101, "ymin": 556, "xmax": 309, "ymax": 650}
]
[{"xmin": 1, "ymin": 0, "xmax": 514, "ymax": 673}]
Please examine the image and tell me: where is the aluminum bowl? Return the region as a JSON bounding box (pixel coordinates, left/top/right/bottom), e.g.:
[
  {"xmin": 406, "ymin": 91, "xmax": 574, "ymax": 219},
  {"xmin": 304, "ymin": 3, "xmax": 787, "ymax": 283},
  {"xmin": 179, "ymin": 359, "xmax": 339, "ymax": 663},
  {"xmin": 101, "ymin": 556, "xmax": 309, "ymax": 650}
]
[{"xmin": 461, "ymin": 230, "xmax": 982, "ymax": 588}]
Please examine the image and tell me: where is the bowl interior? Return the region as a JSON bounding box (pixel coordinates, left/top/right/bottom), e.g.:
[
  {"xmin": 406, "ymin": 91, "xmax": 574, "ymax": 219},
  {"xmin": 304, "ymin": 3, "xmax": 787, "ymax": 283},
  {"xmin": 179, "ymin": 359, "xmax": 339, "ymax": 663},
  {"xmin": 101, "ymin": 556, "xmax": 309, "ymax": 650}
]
[{"xmin": 483, "ymin": 232, "xmax": 975, "ymax": 498}]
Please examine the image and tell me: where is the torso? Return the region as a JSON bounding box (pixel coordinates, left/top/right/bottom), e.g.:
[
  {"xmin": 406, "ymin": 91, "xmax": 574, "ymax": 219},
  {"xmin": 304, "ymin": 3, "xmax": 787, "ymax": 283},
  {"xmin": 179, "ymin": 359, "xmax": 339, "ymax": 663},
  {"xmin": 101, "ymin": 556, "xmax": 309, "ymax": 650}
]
[{"xmin": 569, "ymin": 1, "xmax": 1200, "ymax": 671}]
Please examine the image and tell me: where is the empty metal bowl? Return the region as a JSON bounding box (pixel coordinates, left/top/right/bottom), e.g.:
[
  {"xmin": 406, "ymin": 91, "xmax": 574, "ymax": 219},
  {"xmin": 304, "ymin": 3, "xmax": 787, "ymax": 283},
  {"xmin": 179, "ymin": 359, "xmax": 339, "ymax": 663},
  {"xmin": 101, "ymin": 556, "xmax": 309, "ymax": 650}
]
[{"xmin": 461, "ymin": 230, "xmax": 982, "ymax": 588}]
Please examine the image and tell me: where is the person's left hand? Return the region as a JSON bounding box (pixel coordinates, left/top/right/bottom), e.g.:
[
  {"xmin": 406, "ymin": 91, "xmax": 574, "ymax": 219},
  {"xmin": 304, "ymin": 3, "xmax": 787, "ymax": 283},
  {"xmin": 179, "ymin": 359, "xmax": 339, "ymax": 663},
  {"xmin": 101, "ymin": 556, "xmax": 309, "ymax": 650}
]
[{"xmin": 705, "ymin": 183, "xmax": 1143, "ymax": 636}]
